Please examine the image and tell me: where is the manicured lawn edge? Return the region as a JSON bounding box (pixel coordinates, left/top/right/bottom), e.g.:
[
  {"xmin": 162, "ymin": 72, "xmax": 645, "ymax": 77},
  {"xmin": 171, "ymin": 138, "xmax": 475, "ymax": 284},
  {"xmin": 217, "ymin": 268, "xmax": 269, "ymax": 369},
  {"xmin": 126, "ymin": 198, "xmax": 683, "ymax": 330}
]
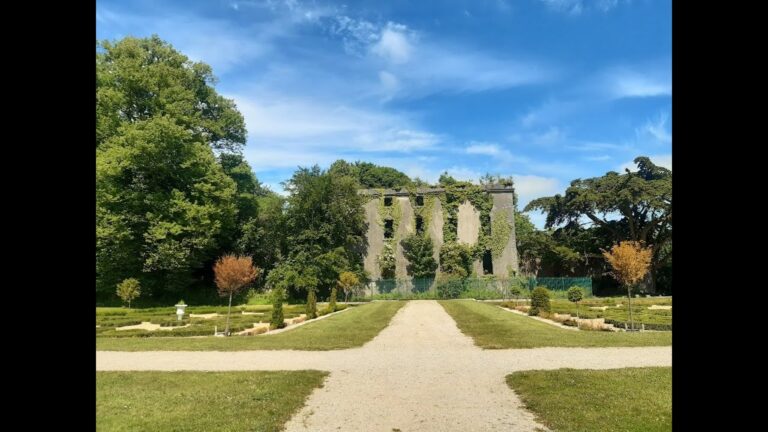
[
  {"xmin": 506, "ymin": 367, "xmax": 672, "ymax": 432},
  {"xmin": 97, "ymin": 370, "xmax": 327, "ymax": 432},
  {"xmin": 439, "ymin": 300, "xmax": 671, "ymax": 348},
  {"xmin": 97, "ymin": 300, "xmax": 406, "ymax": 351}
]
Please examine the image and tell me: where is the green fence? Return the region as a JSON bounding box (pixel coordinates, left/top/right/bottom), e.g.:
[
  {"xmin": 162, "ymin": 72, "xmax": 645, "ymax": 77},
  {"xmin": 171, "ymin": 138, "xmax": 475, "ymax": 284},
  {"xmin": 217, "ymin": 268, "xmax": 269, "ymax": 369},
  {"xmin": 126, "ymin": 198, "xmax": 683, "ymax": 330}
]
[
  {"xmin": 526, "ymin": 277, "xmax": 592, "ymax": 296},
  {"xmin": 369, "ymin": 276, "xmax": 592, "ymax": 298}
]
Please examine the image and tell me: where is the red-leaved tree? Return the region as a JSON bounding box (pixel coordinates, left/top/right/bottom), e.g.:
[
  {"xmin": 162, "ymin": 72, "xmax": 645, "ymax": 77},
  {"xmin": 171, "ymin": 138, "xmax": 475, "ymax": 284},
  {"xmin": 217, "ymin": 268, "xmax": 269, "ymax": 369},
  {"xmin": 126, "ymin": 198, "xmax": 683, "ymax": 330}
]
[{"xmin": 214, "ymin": 255, "xmax": 260, "ymax": 335}]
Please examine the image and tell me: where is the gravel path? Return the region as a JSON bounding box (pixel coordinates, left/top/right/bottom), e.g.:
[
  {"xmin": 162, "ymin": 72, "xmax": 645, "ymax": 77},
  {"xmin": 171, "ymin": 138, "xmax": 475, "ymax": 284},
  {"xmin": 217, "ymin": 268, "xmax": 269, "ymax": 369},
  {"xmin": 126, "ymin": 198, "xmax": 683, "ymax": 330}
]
[{"xmin": 97, "ymin": 300, "xmax": 671, "ymax": 431}]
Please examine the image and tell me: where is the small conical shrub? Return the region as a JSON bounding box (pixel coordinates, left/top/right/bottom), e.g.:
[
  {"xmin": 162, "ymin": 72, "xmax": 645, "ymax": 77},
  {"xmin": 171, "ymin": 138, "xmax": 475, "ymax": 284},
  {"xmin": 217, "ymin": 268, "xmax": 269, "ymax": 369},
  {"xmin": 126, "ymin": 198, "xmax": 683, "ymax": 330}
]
[
  {"xmin": 329, "ymin": 287, "xmax": 338, "ymax": 311},
  {"xmin": 270, "ymin": 287, "xmax": 286, "ymax": 329},
  {"xmin": 306, "ymin": 289, "xmax": 317, "ymax": 319}
]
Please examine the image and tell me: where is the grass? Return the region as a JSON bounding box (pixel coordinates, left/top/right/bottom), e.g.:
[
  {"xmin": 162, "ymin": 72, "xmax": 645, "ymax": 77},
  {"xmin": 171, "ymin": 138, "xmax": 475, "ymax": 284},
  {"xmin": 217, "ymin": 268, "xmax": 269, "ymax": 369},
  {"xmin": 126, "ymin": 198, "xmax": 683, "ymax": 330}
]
[
  {"xmin": 96, "ymin": 300, "xmax": 405, "ymax": 351},
  {"xmin": 439, "ymin": 300, "xmax": 671, "ymax": 348},
  {"xmin": 96, "ymin": 303, "xmax": 340, "ymax": 338},
  {"xmin": 507, "ymin": 367, "xmax": 671, "ymax": 432},
  {"xmin": 498, "ymin": 297, "xmax": 672, "ymax": 330},
  {"xmin": 96, "ymin": 370, "xmax": 326, "ymax": 432}
]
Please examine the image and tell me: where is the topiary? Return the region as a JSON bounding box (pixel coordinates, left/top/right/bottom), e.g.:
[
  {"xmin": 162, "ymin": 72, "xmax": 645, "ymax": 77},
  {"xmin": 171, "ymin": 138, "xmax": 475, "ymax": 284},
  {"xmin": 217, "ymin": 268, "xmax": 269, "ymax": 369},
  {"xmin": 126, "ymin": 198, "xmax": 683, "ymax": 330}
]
[
  {"xmin": 436, "ymin": 276, "xmax": 466, "ymax": 299},
  {"xmin": 306, "ymin": 289, "xmax": 318, "ymax": 319},
  {"xmin": 270, "ymin": 287, "xmax": 286, "ymax": 329},
  {"xmin": 567, "ymin": 286, "xmax": 585, "ymax": 318},
  {"xmin": 329, "ymin": 287, "xmax": 338, "ymax": 311},
  {"xmin": 530, "ymin": 286, "xmax": 551, "ymax": 314}
]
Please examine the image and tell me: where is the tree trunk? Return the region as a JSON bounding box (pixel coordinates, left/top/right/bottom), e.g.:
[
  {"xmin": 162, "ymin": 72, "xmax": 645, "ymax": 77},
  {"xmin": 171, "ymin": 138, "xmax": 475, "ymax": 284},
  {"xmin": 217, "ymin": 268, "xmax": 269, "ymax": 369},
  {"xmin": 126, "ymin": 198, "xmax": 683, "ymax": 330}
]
[
  {"xmin": 225, "ymin": 292, "xmax": 233, "ymax": 336},
  {"xmin": 128, "ymin": 300, "xmax": 131, "ymax": 309},
  {"xmin": 636, "ymin": 272, "xmax": 656, "ymax": 295},
  {"xmin": 627, "ymin": 285, "xmax": 634, "ymax": 331}
]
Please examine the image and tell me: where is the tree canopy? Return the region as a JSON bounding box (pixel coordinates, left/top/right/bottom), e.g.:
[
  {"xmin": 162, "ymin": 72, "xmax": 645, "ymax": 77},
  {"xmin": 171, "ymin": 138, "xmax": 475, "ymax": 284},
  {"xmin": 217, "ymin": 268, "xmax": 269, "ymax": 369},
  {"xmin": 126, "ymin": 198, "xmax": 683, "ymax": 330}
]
[
  {"xmin": 97, "ymin": 35, "xmax": 246, "ymax": 152},
  {"xmin": 525, "ymin": 157, "xmax": 671, "ymax": 292},
  {"xmin": 329, "ymin": 160, "xmax": 413, "ymax": 189}
]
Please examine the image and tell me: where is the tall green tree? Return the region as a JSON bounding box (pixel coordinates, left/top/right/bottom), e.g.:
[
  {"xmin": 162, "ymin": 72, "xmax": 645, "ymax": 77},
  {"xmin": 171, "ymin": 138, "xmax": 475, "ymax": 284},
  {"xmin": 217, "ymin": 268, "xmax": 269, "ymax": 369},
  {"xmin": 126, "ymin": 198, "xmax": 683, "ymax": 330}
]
[
  {"xmin": 525, "ymin": 157, "xmax": 671, "ymax": 293},
  {"xmin": 269, "ymin": 166, "xmax": 366, "ymax": 299},
  {"xmin": 401, "ymin": 234, "xmax": 438, "ymax": 279},
  {"xmin": 328, "ymin": 160, "xmax": 412, "ymax": 189},
  {"xmin": 97, "ymin": 35, "xmax": 246, "ymax": 151},
  {"xmin": 96, "ymin": 117, "xmax": 237, "ymax": 296},
  {"xmin": 96, "ymin": 35, "xmax": 246, "ymax": 297}
]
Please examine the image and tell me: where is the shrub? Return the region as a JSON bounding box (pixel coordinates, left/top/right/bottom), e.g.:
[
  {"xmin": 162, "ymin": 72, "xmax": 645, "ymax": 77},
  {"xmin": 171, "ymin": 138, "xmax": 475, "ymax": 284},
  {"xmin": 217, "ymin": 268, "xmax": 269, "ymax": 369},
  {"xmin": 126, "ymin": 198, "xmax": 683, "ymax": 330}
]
[
  {"xmin": 116, "ymin": 278, "xmax": 141, "ymax": 309},
  {"xmin": 567, "ymin": 286, "xmax": 585, "ymax": 303},
  {"xmin": 270, "ymin": 287, "xmax": 286, "ymax": 330},
  {"xmin": 530, "ymin": 287, "xmax": 551, "ymax": 314},
  {"xmin": 306, "ymin": 289, "xmax": 318, "ymax": 319},
  {"xmin": 528, "ymin": 306, "xmax": 540, "ymax": 316},
  {"xmin": 329, "ymin": 287, "xmax": 338, "ymax": 311},
  {"xmin": 436, "ymin": 277, "xmax": 466, "ymax": 299}
]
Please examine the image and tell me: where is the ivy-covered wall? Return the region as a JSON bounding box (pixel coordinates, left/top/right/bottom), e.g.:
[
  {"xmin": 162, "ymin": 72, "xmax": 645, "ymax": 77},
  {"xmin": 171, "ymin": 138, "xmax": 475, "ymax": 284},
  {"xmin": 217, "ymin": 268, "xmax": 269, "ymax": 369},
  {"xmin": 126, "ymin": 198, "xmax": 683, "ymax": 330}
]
[{"xmin": 361, "ymin": 185, "xmax": 518, "ymax": 280}]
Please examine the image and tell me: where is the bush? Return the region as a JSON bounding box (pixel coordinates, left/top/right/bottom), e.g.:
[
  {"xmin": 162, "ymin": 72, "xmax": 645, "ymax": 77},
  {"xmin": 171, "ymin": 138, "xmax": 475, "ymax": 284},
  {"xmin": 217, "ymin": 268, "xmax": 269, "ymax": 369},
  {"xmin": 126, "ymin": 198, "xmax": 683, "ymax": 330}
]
[
  {"xmin": 530, "ymin": 287, "xmax": 551, "ymax": 314},
  {"xmin": 528, "ymin": 306, "xmax": 540, "ymax": 316},
  {"xmin": 436, "ymin": 277, "xmax": 466, "ymax": 299},
  {"xmin": 270, "ymin": 288, "xmax": 286, "ymax": 330},
  {"xmin": 306, "ymin": 289, "xmax": 318, "ymax": 319},
  {"xmin": 567, "ymin": 286, "xmax": 585, "ymax": 303},
  {"xmin": 329, "ymin": 287, "xmax": 337, "ymax": 311}
]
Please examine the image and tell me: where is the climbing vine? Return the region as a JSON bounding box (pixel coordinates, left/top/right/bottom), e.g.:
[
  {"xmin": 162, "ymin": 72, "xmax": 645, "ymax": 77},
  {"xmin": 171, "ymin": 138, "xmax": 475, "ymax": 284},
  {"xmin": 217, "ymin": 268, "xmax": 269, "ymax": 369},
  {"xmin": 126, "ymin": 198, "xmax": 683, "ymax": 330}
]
[
  {"xmin": 377, "ymin": 196, "xmax": 403, "ymax": 277},
  {"xmin": 377, "ymin": 242, "xmax": 396, "ymax": 278},
  {"xmin": 436, "ymin": 182, "xmax": 493, "ymax": 251},
  {"xmin": 490, "ymin": 209, "xmax": 512, "ymax": 259},
  {"xmin": 410, "ymin": 194, "xmax": 437, "ymax": 233}
]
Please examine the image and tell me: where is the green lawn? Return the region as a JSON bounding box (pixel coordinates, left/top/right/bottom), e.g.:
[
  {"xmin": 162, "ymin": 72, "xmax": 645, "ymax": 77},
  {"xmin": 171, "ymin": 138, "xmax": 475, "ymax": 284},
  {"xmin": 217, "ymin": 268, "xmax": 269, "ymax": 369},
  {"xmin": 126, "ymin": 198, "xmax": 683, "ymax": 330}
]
[
  {"xmin": 439, "ymin": 300, "xmax": 671, "ymax": 348},
  {"xmin": 507, "ymin": 367, "xmax": 672, "ymax": 432},
  {"xmin": 97, "ymin": 301, "xmax": 405, "ymax": 351},
  {"xmin": 499, "ymin": 296, "xmax": 672, "ymax": 330},
  {"xmin": 97, "ymin": 304, "xmax": 315, "ymax": 338},
  {"xmin": 97, "ymin": 371, "xmax": 326, "ymax": 432}
]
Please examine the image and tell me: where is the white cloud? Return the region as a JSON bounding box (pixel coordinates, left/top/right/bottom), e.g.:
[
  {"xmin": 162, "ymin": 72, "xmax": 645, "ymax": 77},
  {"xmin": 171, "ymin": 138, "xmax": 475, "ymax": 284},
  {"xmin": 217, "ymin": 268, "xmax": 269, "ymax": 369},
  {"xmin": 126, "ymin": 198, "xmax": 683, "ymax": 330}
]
[
  {"xmin": 539, "ymin": 0, "xmax": 627, "ymax": 15},
  {"xmin": 326, "ymin": 16, "xmax": 557, "ymax": 98},
  {"xmin": 618, "ymin": 154, "xmax": 672, "ymax": 172},
  {"xmin": 513, "ymin": 174, "xmax": 563, "ymax": 213},
  {"xmin": 371, "ymin": 23, "xmax": 413, "ymax": 64},
  {"xmin": 604, "ymin": 67, "xmax": 671, "ymax": 99},
  {"xmin": 583, "ymin": 155, "xmax": 612, "ymax": 161},
  {"xmin": 228, "ymin": 91, "xmax": 441, "ymax": 173},
  {"xmin": 637, "ymin": 112, "xmax": 672, "ymax": 144},
  {"xmin": 539, "ymin": 0, "xmax": 584, "ymax": 15},
  {"xmin": 378, "ymin": 70, "xmax": 400, "ymax": 97},
  {"xmin": 466, "ymin": 142, "xmax": 501, "ymax": 156}
]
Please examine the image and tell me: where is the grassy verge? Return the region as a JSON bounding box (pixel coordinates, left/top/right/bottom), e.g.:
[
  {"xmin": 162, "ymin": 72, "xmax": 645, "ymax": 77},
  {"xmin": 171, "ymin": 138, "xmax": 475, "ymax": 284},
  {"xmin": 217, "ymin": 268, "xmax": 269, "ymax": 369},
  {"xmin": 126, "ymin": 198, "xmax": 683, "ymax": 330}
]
[
  {"xmin": 439, "ymin": 300, "xmax": 671, "ymax": 348},
  {"xmin": 97, "ymin": 301, "xmax": 405, "ymax": 351},
  {"xmin": 96, "ymin": 370, "xmax": 326, "ymax": 432},
  {"xmin": 498, "ymin": 297, "xmax": 672, "ymax": 330},
  {"xmin": 507, "ymin": 367, "xmax": 671, "ymax": 432}
]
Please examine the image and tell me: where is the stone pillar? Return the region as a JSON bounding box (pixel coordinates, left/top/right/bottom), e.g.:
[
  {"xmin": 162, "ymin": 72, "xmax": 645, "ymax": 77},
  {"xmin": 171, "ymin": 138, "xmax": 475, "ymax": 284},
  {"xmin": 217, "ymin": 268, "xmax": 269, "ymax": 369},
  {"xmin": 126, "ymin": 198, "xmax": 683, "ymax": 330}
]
[
  {"xmin": 456, "ymin": 200, "xmax": 483, "ymax": 276},
  {"xmin": 427, "ymin": 198, "xmax": 444, "ymax": 274},
  {"xmin": 490, "ymin": 192, "xmax": 519, "ymax": 278},
  {"xmin": 363, "ymin": 198, "xmax": 383, "ymax": 280},
  {"xmin": 394, "ymin": 197, "xmax": 414, "ymax": 280}
]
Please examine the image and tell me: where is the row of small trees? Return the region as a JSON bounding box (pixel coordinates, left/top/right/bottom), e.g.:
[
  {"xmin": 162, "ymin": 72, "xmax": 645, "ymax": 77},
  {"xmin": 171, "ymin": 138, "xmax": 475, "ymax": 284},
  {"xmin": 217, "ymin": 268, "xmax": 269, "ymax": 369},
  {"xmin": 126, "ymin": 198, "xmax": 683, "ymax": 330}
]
[{"xmin": 116, "ymin": 254, "xmax": 365, "ymax": 336}]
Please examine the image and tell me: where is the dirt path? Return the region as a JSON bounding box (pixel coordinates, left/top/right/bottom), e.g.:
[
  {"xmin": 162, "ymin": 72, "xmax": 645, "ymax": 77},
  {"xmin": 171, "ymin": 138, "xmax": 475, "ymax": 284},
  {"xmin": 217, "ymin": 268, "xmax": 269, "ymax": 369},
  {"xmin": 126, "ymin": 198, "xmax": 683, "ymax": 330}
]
[{"xmin": 96, "ymin": 300, "xmax": 671, "ymax": 431}]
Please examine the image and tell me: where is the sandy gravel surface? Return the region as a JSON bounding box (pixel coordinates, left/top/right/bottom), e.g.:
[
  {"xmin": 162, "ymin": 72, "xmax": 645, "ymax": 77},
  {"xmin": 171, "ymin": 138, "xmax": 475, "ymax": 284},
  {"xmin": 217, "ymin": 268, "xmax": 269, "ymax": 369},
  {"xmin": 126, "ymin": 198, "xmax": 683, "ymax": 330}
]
[{"xmin": 97, "ymin": 301, "xmax": 671, "ymax": 431}]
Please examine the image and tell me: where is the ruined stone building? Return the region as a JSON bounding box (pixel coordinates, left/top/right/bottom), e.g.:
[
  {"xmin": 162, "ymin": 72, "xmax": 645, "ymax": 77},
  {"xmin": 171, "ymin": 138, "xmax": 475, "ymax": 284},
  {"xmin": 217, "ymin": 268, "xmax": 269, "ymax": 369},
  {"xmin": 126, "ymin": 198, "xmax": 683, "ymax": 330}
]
[{"xmin": 360, "ymin": 184, "xmax": 519, "ymax": 282}]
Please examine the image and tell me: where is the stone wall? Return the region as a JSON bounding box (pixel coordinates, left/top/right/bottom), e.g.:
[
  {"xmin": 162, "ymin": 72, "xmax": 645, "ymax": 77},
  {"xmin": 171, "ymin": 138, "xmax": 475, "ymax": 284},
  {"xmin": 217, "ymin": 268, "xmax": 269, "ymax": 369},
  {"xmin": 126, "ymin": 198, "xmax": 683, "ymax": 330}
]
[
  {"xmin": 490, "ymin": 192, "xmax": 519, "ymax": 277},
  {"xmin": 363, "ymin": 198, "xmax": 383, "ymax": 280},
  {"xmin": 360, "ymin": 186, "xmax": 518, "ymax": 281}
]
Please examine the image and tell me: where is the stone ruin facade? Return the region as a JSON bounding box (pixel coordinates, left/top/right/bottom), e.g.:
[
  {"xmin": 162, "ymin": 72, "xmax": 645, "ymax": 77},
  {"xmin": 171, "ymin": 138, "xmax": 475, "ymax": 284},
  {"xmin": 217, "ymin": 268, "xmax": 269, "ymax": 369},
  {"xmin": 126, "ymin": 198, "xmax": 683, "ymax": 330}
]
[{"xmin": 360, "ymin": 185, "xmax": 519, "ymax": 281}]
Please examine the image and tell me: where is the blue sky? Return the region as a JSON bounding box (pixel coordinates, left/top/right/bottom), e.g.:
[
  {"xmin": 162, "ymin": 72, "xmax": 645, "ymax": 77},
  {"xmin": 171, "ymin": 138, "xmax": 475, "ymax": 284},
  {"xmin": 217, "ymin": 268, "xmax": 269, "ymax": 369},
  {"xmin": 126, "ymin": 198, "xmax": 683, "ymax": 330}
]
[{"xmin": 96, "ymin": 0, "xmax": 671, "ymax": 228}]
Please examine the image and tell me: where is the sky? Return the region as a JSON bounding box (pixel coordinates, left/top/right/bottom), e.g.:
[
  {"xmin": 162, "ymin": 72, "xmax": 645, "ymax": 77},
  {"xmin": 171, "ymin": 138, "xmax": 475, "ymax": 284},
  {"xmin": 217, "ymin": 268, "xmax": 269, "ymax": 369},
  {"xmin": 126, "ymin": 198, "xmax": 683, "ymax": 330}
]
[{"xmin": 96, "ymin": 0, "xmax": 671, "ymax": 228}]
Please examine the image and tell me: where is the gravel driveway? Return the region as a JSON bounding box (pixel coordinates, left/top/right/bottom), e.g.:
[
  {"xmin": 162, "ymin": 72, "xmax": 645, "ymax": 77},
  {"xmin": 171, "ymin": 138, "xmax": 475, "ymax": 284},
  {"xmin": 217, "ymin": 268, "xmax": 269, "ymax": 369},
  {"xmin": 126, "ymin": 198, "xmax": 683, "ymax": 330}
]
[{"xmin": 97, "ymin": 300, "xmax": 671, "ymax": 431}]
